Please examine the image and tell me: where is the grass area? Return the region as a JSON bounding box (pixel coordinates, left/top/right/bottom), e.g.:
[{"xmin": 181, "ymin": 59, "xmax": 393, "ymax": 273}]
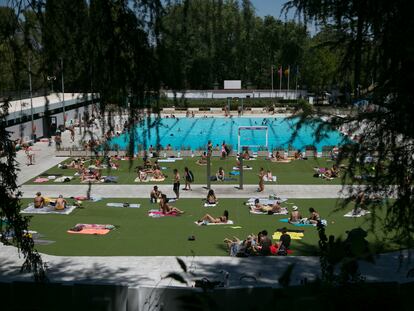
[
  {"xmin": 26, "ymin": 157, "xmax": 348, "ymax": 185},
  {"xmin": 21, "ymin": 198, "xmax": 395, "ymax": 257}
]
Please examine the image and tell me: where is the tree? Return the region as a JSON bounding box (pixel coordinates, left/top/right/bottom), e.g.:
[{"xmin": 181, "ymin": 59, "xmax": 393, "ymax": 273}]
[{"xmin": 284, "ymin": 0, "xmax": 414, "ymax": 250}]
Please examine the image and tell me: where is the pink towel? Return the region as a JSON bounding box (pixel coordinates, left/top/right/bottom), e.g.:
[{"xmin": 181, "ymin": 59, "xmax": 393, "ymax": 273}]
[
  {"xmin": 148, "ymin": 210, "xmax": 178, "ymax": 217},
  {"xmin": 34, "ymin": 178, "xmax": 49, "ymax": 183}
]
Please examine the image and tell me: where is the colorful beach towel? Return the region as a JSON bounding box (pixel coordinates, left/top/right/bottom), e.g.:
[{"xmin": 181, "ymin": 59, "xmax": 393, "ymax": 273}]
[
  {"xmin": 107, "ymin": 203, "xmax": 141, "ymax": 208},
  {"xmin": 21, "ymin": 204, "xmax": 77, "ymax": 215}
]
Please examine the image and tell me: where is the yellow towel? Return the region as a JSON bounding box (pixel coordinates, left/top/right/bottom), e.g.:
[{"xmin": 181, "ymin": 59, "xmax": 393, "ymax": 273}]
[{"xmin": 272, "ymin": 232, "xmax": 304, "ymax": 240}]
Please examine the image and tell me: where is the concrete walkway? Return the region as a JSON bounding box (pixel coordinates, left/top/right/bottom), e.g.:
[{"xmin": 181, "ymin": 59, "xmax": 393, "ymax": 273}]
[
  {"xmin": 0, "ymin": 243, "xmax": 413, "ymax": 287},
  {"xmin": 20, "ymin": 184, "xmax": 347, "ymax": 199}
]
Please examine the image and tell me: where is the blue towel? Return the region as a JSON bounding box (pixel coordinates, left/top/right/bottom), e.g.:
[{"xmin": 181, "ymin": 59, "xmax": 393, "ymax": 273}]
[
  {"xmin": 279, "ymin": 218, "xmax": 327, "ymax": 227},
  {"xmin": 279, "ymin": 218, "xmax": 315, "ymax": 227},
  {"xmin": 229, "ymin": 171, "xmax": 240, "ymax": 176}
]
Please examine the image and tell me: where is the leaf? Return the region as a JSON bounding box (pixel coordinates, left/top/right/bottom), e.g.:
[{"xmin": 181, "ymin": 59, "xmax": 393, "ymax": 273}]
[
  {"xmin": 176, "ymin": 257, "xmax": 187, "ymax": 273},
  {"xmin": 164, "ymin": 272, "xmax": 188, "ymax": 285}
]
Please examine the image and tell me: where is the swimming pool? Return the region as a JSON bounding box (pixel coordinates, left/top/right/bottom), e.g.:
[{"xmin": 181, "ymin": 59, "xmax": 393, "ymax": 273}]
[{"xmin": 110, "ymin": 117, "xmax": 346, "ymax": 152}]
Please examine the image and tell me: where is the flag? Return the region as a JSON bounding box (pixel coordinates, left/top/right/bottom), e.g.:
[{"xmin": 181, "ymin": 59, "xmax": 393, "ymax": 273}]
[
  {"xmin": 278, "ymin": 66, "xmax": 283, "ymax": 91},
  {"xmin": 295, "ymin": 65, "xmax": 300, "ymax": 76},
  {"xmin": 278, "ymin": 66, "xmax": 283, "ymax": 78}
]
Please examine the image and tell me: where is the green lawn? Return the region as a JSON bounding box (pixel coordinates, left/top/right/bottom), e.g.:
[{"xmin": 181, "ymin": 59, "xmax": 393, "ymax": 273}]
[
  {"xmin": 21, "ymin": 198, "xmax": 395, "ymax": 257},
  {"xmin": 26, "ymin": 157, "xmax": 349, "ymax": 185}
]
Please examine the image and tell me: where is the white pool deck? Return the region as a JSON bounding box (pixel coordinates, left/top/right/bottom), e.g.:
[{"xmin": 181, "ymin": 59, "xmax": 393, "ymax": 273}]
[{"xmin": 2, "ymin": 115, "xmax": 412, "ymax": 287}]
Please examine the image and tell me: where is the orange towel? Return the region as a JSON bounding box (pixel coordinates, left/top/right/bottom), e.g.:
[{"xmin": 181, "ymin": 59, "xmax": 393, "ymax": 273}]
[{"xmin": 67, "ymin": 228, "xmax": 110, "ymax": 235}]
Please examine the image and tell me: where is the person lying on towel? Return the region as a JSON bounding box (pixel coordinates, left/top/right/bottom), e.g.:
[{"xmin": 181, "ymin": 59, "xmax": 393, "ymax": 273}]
[
  {"xmin": 34, "ymin": 192, "xmax": 45, "ymax": 208},
  {"xmin": 159, "ymin": 194, "xmax": 184, "ymax": 214},
  {"xmin": 289, "ymin": 206, "xmax": 302, "ymax": 224},
  {"xmin": 197, "ymin": 210, "xmax": 229, "ymax": 224},
  {"xmin": 55, "ymin": 194, "xmax": 67, "ymax": 210},
  {"xmin": 251, "ymin": 199, "xmax": 283, "ymax": 214}
]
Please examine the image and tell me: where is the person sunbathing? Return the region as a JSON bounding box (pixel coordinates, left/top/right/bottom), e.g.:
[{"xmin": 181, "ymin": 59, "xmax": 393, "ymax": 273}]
[
  {"xmin": 242, "ymin": 149, "xmax": 250, "ymax": 160},
  {"xmin": 159, "ymin": 194, "xmax": 184, "ymax": 214},
  {"xmin": 197, "ymin": 210, "xmax": 229, "ymax": 224},
  {"xmin": 196, "ymin": 152, "xmax": 208, "ymax": 165},
  {"xmin": 137, "ymin": 166, "xmax": 148, "ymax": 181},
  {"xmin": 55, "ymin": 195, "xmax": 67, "ymax": 210},
  {"xmin": 34, "ymin": 192, "xmax": 45, "ymax": 208},
  {"xmin": 252, "ymin": 199, "xmax": 282, "ymax": 214},
  {"xmin": 308, "ymin": 207, "xmax": 321, "ymax": 224},
  {"xmin": 216, "ymin": 167, "xmax": 225, "ymax": 181},
  {"xmin": 289, "ymin": 206, "xmax": 302, "ymax": 223},
  {"xmin": 294, "ymin": 150, "xmax": 303, "ymax": 160},
  {"xmin": 152, "ymin": 168, "xmax": 164, "ymax": 179},
  {"xmin": 150, "ymin": 186, "xmax": 162, "ymax": 203},
  {"xmin": 206, "ymin": 189, "xmax": 217, "ymax": 204}
]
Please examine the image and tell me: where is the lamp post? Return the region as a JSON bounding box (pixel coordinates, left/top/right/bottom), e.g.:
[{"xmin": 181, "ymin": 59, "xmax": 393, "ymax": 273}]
[
  {"xmin": 47, "ymin": 75, "xmax": 56, "ymax": 93},
  {"xmin": 60, "ymin": 58, "xmax": 66, "ymax": 127},
  {"xmin": 28, "ymin": 55, "xmax": 35, "ymax": 140}
]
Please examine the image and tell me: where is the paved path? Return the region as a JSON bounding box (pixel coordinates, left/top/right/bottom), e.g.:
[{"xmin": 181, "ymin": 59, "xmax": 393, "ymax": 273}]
[
  {"xmin": 0, "ymin": 243, "xmax": 412, "ymax": 287},
  {"xmin": 15, "ymin": 141, "xmax": 68, "ymax": 186},
  {"xmin": 20, "ymin": 184, "xmax": 347, "ymax": 199}
]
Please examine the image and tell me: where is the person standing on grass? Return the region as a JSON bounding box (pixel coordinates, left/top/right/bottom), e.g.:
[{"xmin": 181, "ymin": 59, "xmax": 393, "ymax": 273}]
[
  {"xmin": 173, "ymin": 168, "xmax": 180, "ymax": 199},
  {"xmin": 183, "ymin": 167, "xmax": 194, "ymax": 191},
  {"xmin": 257, "ymin": 167, "xmax": 265, "ymax": 192}
]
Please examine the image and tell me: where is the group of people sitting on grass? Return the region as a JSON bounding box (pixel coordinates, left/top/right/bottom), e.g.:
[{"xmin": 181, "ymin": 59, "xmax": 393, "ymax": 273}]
[
  {"xmin": 251, "ymin": 198, "xmax": 285, "ymax": 214},
  {"xmin": 34, "ymin": 192, "xmax": 67, "ymax": 210},
  {"xmin": 136, "ymin": 159, "xmax": 165, "ymax": 182},
  {"xmin": 313, "ymin": 164, "xmax": 340, "ymax": 179},
  {"xmin": 224, "ymin": 228, "xmax": 291, "ymax": 257},
  {"xmin": 289, "ymin": 206, "xmax": 320, "ymax": 225}
]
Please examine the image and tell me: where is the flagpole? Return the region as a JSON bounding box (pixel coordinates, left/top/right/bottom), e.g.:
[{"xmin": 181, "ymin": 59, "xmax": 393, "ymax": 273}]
[
  {"xmin": 287, "ymin": 65, "xmax": 290, "ymax": 91},
  {"xmin": 279, "ymin": 65, "xmax": 282, "ymax": 93},
  {"xmin": 271, "ymin": 65, "xmax": 274, "ymax": 99},
  {"xmin": 295, "ymin": 65, "xmax": 299, "ymax": 101}
]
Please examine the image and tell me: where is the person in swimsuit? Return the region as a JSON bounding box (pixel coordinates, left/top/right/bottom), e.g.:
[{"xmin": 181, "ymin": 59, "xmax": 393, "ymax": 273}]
[
  {"xmin": 308, "ymin": 207, "xmax": 321, "ymax": 224},
  {"xmin": 55, "ymin": 195, "xmax": 67, "ymax": 210},
  {"xmin": 34, "ymin": 192, "xmax": 45, "ymax": 208},
  {"xmin": 289, "ymin": 206, "xmax": 302, "ymax": 223},
  {"xmin": 172, "ymin": 169, "xmax": 180, "ymax": 199},
  {"xmin": 252, "ymin": 199, "xmax": 282, "ymax": 213},
  {"xmin": 206, "ymin": 189, "xmax": 217, "ymax": 204},
  {"xmin": 197, "ymin": 210, "xmax": 229, "ymax": 224},
  {"xmin": 159, "ymin": 194, "xmax": 184, "ymax": 214},
  {"xmin": 150, "ymin": 186, "xmax": 162, "ymax": 203}
]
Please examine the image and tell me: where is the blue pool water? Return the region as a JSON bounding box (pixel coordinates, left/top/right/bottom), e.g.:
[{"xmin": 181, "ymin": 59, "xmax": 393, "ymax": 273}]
[{"xmin": 110, "ymin": 117, "xmax": 346, "ymax": 152}]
